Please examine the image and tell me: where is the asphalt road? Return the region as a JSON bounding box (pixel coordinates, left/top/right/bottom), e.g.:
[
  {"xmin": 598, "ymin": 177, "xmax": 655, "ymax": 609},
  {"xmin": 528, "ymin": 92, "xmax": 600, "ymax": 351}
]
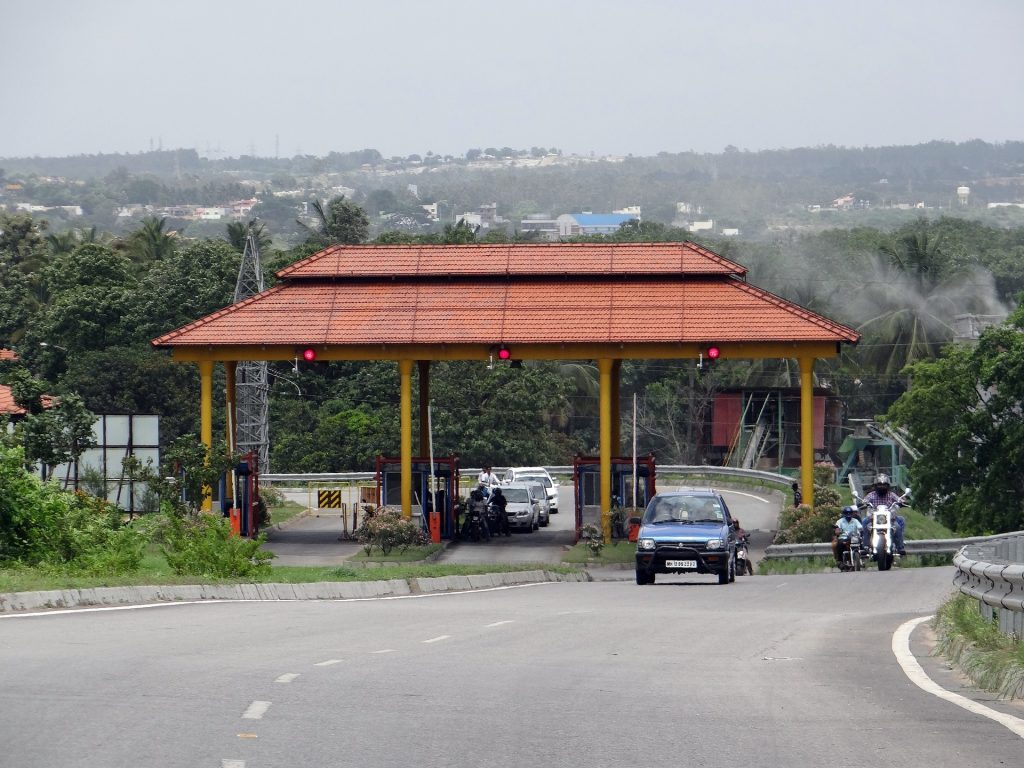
[
  {"xmin": 3, "ymin": 568, "xmax": 1022, "ymax": 767},
  {"xmin": 269, "ymin": 484, "xmax": 780, "ymax": 568}
]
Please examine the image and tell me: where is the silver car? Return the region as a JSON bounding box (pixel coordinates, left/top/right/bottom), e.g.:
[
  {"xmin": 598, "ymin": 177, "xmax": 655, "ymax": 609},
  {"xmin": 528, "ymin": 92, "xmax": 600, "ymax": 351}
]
[
  {"xmin": 500, "ymin": 482, "xmax": 540, "ymax": 532},
  {"xmin": 525, "ymin": 481, "xmax": 550, "ymax": 526}
]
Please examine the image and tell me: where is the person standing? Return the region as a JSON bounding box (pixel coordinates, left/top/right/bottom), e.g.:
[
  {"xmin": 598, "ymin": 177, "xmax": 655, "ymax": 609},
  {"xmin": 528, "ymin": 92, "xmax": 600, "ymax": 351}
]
[
  {"xmin": 791, "ymin": 482, "xmax": 803, "ymax": 507},
  {"xmin": 489, "ymin": 487, "xmax": 510, "ymax": 536},
  {"xmin": 477, "ymin": 466, "xmax": 499, "ymax": 497}
]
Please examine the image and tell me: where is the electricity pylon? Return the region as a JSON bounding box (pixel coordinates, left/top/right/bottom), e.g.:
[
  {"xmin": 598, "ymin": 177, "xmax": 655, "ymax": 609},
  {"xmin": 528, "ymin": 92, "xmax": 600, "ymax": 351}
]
[{"xmin": 232, "ymin": 226, "xmax": 270, "ymax": 472}]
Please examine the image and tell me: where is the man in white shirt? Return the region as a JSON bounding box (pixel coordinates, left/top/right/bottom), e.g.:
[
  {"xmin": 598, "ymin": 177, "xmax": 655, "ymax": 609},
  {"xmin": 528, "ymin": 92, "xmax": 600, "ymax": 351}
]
[{"xmin": 477, "ymin": 466, "xmax": 498, "ymax": 497}]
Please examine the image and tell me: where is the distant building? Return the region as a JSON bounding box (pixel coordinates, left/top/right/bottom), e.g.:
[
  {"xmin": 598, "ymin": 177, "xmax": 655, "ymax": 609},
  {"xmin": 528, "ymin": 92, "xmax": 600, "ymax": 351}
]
[
  {"xmin": 721, "ymin": 227, "xmax": 740, "ymax": 237},
  {"xmin": 519, "ymin": 215, "xmax": 559, "ymax": 240},
  {"xmin": 613, "ymin": 205, "xmax": 641, "ymax": 217},
  {"xmin": 556, "ymin": 212, "xmax": 637, "ymax": 237},
  {"xmin": 688, "ymin": 220, "xmax": 714, "ymax": 233}
]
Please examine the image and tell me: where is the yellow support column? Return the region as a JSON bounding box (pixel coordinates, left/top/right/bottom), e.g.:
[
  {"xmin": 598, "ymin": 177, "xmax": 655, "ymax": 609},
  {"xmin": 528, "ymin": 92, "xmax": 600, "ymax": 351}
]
[
  {"xmin": 598, "ymin": 358, "xmax": 613, "ymax": 541},
  {"xmin": 798, "ymin": 356, "xmax": 815, "ymax": 509},
  {"xmin": 611, "ymin": 359, "xmax": 622, "ymax": 456},
  {"xmin": 224, "ymin": 360, "xmax": 237, "ymax": 507},
  {"xmin": 400, "ymin": 359, "xmax": 413, "ymax": 520},
  {"xmin": 418, "ymin": 360, "xmax": 430, "ymax": 457},
  {"xmin": 225, "ymin": 361, "xmax": 237, "ymax": 448},
  {"xmin": 198, "ymin": 360, "xmax": 214, "ymax": 512}
]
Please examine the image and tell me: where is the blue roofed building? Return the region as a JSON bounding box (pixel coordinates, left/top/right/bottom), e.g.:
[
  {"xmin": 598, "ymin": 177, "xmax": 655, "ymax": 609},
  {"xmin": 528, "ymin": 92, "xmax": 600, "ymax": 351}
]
[{"xmin": 556, "ymin": 212, "xmax": 639, "ymax": 238}]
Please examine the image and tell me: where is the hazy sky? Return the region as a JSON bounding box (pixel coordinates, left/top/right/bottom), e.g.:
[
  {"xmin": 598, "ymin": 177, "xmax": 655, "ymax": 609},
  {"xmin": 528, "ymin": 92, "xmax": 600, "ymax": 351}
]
[{"xmin": 2, "ymin": 0, "xmax": 1022, "ymax": 159}]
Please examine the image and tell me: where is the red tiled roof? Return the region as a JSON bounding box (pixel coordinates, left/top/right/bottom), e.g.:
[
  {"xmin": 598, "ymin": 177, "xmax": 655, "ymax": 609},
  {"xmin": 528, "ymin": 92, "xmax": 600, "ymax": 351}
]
[
  {"xmin": 0, "ymin": 384, "xmax": 22, "ymax": 414},
  {"xmin": 0, "ymin": 348, "xmax": 17, "ymax": 361},
  {"xmin": 154, "ymin": 276, "xmax": 858, "ymax": 347},
  {"xmin": 277, "ymin": 242, "xmax": 746, "ymax": 280},
  {"xmin": 0, "ymin": 385, "xmax": 55, "ymax": 416},
  {"xmin": 153, "ymin": 243, "xmax": 858, "ymax": 350}
]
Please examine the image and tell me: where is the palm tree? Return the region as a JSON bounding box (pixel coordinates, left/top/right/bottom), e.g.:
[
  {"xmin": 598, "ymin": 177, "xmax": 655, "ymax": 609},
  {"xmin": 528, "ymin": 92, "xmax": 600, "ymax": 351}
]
[
  {"xmin": 226, "ymin": 220, "xmax": 272, "ymax": 252},
  {"xmin": 126, "ymin": 216, "xmax": 176, "ymax": 263},
  {"xmin": 297, "ymin": 197, "xmax": 369, "ymax": 245}
]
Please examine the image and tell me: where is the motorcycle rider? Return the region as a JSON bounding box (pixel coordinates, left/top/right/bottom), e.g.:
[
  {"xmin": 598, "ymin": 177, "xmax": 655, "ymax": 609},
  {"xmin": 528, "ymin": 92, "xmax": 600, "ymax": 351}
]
[
  {"xmin": 477, "ymin": 465, "xmax": 499, "ymax": 500},
  {"xmin": 832, "ymin": 506, "xmax": 864, "ymax": 566},
  {"xmin": 732, "ymin": 517, "xmax": 754, "ymax": 575},
  {"xmin": 463, "ymin": 488, "xmax": 490, "ymax": 541},
  {"xmin": 862, "ymin": 474, "xmax": 906, "ymax": 555},
  {"xmin": 489, "ymin": 487, "xmax": 510, "ymax": 537}
]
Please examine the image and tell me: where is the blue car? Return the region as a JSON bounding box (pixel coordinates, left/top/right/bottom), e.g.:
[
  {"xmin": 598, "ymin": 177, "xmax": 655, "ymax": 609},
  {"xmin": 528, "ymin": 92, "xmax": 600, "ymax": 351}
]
[{"xmin": 634, "ymin": 489, "xmax": 736, "ymax": 585}]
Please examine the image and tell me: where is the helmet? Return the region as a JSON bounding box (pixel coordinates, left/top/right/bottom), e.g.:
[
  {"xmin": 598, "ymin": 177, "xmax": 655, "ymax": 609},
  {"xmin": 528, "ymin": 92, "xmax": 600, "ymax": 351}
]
[
  {"xmin": 842, "ymin": 505, "xmax": 857, "ymax": 518},
  {"xmin": 875, "ymin": 473, "xmax": 890, "ymax": 487}
]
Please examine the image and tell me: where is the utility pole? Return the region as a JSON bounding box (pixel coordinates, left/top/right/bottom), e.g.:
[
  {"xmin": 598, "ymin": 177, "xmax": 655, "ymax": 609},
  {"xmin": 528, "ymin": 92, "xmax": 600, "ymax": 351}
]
[{"xmin": 233, "ymin": 226, "xmax": 270, "ymax": 472}]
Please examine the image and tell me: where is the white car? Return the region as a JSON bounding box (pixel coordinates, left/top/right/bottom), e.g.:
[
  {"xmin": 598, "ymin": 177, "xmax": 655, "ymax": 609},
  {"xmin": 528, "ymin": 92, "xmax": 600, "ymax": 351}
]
[{"xmin": 503, "ymin": 466, "xmax": 558, "ymax": 513}]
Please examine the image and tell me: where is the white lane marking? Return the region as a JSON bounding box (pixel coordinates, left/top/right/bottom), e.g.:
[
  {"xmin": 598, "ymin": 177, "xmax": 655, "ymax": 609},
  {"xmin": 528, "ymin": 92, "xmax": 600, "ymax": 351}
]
[
  {"xmin": 720, "ymin": 489, "xmax": 771, "ymax": 503},
  {"xmin": 370, "ymin": 649, "xmax": 396, "ymax": 654},
  {"xmin": 275, "ymin": 673, "xmax": 299, "ymax": 683},
  {"xmin": 242, "ymin": 701, "xmax": 271, "ymax": 720},
  {"xmin": 485, "ymin": 620, "xmax": 515, "ymax": 628},
  {"xmin": 775, "ymin": 582, "xmax": 788, "ymax": 589},
  {"xmin": 0, "ymin": 582, "xmax": 556, "ymax": 620},
  {"xmin": 222, "ymin": 760, "xmax": 245, "ymax": 768},
  {"xmin": 314, "ymin": 659, "xmax": 343, "ymax": 666},
  {"xmin": 893, "ymin": 615, "xmax": 1024, "ymax": 740},
  {"xmin": 422, "ymin": 635, "xmax": 451, "ymax": 644}
]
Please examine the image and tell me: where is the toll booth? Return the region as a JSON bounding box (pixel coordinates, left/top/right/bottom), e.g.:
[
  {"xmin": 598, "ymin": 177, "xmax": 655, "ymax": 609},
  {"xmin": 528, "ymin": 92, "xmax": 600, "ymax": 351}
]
[
  {"xmin": 374, "ymin": 455, "xmax": 460, "ymax": 542},
  {"xmin": 219, "ymin": 451, "xmax": 262, "ymax": 538},
  {"xmin": 573, "ymin": 454, "xmax": 657, "ymax": 538}
]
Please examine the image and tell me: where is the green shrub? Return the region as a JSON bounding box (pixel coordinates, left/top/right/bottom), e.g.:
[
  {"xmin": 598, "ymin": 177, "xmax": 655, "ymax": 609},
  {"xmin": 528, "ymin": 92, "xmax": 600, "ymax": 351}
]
[
  {"xmin": 774, "ymin": 504, "xmax": 841, "ymax": 544},
  {"xmin": 813, "ymin": 484, "xmax": 841, "ymax": 509},
  {"xmin": 0, "ymin": 445, "xmax": 144, "ymax": 574},
  {"xmin": 580, "ymin": 523, "xmax": 604, "ymax": 556},
  {"xmin": 160, "ymin": 511, "xmax": 274, "ymax": 579},
  {"xmin": 813, "ymin": 462, "xmax": 836, "ymax": 487},
  {"xmin": 356, "ymin": 508, "xmax": 428, "ymax": 555}
]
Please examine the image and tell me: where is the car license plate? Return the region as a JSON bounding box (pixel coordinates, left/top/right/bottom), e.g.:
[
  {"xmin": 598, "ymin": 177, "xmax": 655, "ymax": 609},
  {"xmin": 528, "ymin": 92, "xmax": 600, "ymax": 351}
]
[{"xmin": 665, "ymin": 559, "xmax": 697, "ymax": 569}]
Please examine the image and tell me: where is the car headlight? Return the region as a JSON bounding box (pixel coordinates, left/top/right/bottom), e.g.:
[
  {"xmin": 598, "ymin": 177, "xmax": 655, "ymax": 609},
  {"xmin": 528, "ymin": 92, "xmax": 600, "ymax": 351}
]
[
  {"xmin": 638, "ymin": 538, "xmax": 655, "ymax": 550},
  {"xmin": 706, "ymin": 538, "xmax": 723, "ymax": 550}
]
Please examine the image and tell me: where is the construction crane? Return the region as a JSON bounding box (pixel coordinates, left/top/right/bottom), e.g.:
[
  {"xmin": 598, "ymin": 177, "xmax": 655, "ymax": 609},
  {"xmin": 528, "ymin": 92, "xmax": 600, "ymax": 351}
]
[{"xmin": 232, "ymin": 225, "xmax": 270, "ymax": 473}]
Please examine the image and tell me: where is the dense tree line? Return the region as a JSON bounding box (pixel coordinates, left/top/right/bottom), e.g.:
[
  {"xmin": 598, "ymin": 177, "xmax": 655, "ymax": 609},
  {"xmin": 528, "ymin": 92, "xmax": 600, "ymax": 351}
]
[{"xmin": 1, "ymin": 198, "xmax": 1022, "ymax": 533}]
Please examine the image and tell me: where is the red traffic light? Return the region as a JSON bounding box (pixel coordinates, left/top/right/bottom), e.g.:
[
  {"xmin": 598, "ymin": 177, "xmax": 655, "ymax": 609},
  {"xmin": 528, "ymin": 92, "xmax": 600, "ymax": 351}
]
[
  {"xmin": 706, "ymin": 345, "xmax": 721, "ymax": 360},
  {"xmin": 497, "ymin": 345, "xmax": 511, "ymax": 360},
  {"xmin": 302, "ymin": 347, "xmax": 317, "ymax": 362}
]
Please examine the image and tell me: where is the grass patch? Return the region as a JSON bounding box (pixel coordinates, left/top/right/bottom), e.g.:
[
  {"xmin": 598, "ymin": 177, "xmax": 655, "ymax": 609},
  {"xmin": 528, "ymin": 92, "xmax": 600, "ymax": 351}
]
[
  {"xmin": 756, "ymin": 556, "xmax": 836, "ymax": 575},
  {"xmin": 934, "ymin": 593, "xmax": 1024, "ymax": 700},
  {"xmin": 268, "ymin": 562, "xmax": 581, "ymax": 583},
  {"xmin": 348, "ymin": 544, "xmax": 444, "ymax": 562},
  {"xmin": 903, "ymin": 508, "xmax": 956, "ymax": 540},
  {"xmin": 267, "ymin": 500, "xmax": 307, "ymax": 527},
  {"xmin": 562, "ymin": 540, "xmax": 636, "ymax": 565},
  {"xmin": 0, "ymin": 545, "xmax": 581, "ymax": 593}
]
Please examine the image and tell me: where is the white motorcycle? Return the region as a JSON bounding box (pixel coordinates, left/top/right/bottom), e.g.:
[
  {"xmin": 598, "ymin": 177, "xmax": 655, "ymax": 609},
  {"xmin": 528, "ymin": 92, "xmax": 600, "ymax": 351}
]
[{"xmin": 850, "ymin": 482, "xmax": 910, "ymax": 572}]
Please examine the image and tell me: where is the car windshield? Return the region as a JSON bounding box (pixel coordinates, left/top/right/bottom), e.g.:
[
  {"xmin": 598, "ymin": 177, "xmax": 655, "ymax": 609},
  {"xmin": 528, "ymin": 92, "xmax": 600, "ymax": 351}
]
[
  {"xmin": 643, "ymin": 496, "xmax": 724, "ymax": 524},
  {"xmin": 521, "ymin": 475, "xmax": 552, "ymax": 488},
  {"xmin": 504, "ymin": 488, "xmax": 530, "ymax": 503}
]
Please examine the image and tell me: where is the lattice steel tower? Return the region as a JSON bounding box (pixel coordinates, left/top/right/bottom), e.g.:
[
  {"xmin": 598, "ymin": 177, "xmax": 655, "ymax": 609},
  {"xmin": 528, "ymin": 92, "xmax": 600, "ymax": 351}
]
[{"xmin": 233, "ymin": 228, "xmax": 270, "ymax": 472}]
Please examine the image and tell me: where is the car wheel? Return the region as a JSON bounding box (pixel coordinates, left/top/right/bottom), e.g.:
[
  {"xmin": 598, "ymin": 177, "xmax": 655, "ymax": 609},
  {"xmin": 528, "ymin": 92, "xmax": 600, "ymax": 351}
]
[
  {"xmin": 718, "ymin": 557, "xmax": 733, "ymax": 585},
  {"xmin": 635, "ymin": 569, "xmax": 653, "ymax": 585}
]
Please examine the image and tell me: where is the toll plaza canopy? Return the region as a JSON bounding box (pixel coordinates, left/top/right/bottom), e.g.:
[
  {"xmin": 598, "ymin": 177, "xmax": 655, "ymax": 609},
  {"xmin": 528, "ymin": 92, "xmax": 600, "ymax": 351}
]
[{"xmin": 152, "ymin": 242, "xmax": 859, "ymax": 532}]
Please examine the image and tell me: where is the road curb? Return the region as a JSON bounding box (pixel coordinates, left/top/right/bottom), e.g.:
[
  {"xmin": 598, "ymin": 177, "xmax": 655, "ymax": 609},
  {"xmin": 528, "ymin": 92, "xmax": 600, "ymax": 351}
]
[{"xmin": 0, "ymin": 569, "xmax": 590, "ymax": 614}]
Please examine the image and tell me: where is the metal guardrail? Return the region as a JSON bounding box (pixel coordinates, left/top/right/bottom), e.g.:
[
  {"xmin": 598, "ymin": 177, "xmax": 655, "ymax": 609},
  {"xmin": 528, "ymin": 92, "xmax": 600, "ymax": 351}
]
[
  {"xmin": 954, "ymin": 533, "xmax": 1024, "ymax": 638},
  {"xmin": 764, "ymin": 534, "xmax": 1014, "ymax": 559},
  {"xmin": 263, "ymin": 465, "xmax": 794, "ymax": 488}
]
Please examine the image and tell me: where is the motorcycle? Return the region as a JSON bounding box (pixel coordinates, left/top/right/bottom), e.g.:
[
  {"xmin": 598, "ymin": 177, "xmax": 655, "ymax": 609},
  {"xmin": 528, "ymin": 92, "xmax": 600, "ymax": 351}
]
[
  {"xmin": 461, "ymin": 497, "xmax": 491, "ymax": 542},
  {"xmin": 851, "ymin": 482, "xmax": 910, "ymax": 572},
  {"xmin": 836, "ymin": 531, "xmax": 862, "ymax": 572},
  {"xmin": 735, "ymin": 535, "xmax": 754, "ymax": 575}
]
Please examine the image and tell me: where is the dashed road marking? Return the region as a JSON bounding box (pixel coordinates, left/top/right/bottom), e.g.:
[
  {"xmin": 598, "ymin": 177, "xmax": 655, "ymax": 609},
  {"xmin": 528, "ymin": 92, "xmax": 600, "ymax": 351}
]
[
  {"xmin": 222, "ymin": 760, "xmax": 246, "ymax": 767},
  {"xmin": 485, "ymin": 620, "xmax": 515, "ymax": 628},
  {"xmin": 893, "ymin": 615, "xmax": 1024, "ymax": 740},
  {"xmin": 275, "ymin": 673, "xmax": 299, "ymax": 683},
  {"xmin": 242, "ymin": 701, "xmax": 271, "ymax": 720},
  {"xmin": 423, "ymin": 635, "xmax": 451, "ymax": 644},
  {"xmin": 315, "ymin": 659, "xmax": 343, "ymax": 666},
  {"xmin": 371, "ymin": 649, "xmax": 396, "ymax": 654}
]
